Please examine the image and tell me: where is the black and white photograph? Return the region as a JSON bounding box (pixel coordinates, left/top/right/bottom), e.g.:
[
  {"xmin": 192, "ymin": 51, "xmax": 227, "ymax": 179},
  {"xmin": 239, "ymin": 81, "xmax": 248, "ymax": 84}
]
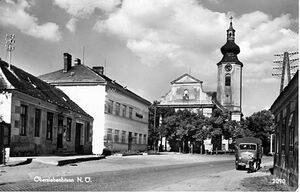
[{"xmin": 0, "ymin": 0, "xmax": 298, "ymax": 191}]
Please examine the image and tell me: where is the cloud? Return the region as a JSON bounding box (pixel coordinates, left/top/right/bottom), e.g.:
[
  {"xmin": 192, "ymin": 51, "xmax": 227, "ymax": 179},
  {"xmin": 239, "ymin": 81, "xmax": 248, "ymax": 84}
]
[
  {"xmin": 66, "ymin": 18, "xmax": 78, "ymax": 33},
  {"xmin": 94, "ymin": 0, "xmax": 226, "ymax": 70},
  {"xmin": 127, "ymin": 40, "xmax": 182, "ymax": 67},
  {"xmin": 53, "ymin": 0, "xmax": 121, "ymax": 17},
  {"xmin": 94, "ymin": 0, "xmax": 298, "ymax": 84},
  {"xmin": 0, "ymin": 0, "xmax": 61, "ymax": 42},
  {"xmin": 206, "ymin": 0, "xmax": 220, "ymax": 4}
]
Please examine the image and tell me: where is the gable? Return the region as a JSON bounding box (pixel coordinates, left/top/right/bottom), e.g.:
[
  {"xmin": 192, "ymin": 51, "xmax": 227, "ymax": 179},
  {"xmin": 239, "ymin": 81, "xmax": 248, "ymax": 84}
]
[{"xmin": 171, "ymin": 73, "xmax": 202, "ymax": 84}]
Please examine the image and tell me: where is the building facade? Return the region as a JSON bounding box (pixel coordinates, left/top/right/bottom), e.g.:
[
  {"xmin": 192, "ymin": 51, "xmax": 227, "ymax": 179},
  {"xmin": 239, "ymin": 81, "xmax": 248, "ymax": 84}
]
[
  {"xmin": 158, "ymin": 73, "xmax": 229, "ymax": 153},
  {"xmin": 40, "ymin": 53, "xmax": 151, "ymax": 154},
  {"xmin": 270, "ymin": 71, "xmax": 298, "ymax": 188},
  {"xmin": 159, "ymin": 73, "xmax": 219, "ymax": 117},
  {"xmin": 0, "ymin": 59, "xmax": 93, "ymax": 158}
]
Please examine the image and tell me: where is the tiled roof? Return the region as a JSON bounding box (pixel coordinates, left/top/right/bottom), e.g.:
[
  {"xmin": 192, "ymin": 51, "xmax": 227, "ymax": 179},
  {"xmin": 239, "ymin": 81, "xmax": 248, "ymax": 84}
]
[
  {"xmin": 39, "ymin": 64, "xmax": 151, "ymax": 106},
  {"xmin": 270, "ymin": 70, "xmax": 298, "ymax": 112},
  {"xmin": 0, "ymin": 60, "xmax": 92, "ymax": 118},
  {"xmin": 39, "ymin": 65, "xmax": 106, "ymax": 84}
]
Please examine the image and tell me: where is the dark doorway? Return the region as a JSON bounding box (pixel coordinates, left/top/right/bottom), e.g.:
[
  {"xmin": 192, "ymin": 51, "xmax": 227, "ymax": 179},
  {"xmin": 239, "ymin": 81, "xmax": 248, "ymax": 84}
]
[
  {"xmin": 57, "ymin": 116, "xmax": 64, "ymax": 149},
  {"xmin": 75, "ymin": 123, "xmax": 82, "ymax": 153},
  {"xmin": 0, "ymin": 122, "xmax": 10, "ymax": 164},
  {"xmin": 128, "ymin": 132, "xmax": 132, "ymax": 151}
]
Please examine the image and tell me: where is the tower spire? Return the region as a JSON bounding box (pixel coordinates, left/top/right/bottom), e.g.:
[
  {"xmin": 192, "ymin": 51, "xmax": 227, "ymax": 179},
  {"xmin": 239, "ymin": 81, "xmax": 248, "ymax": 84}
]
[
  {"xmin": 227, "ymin": 16, "xmax": 235, "ymax": 41},
  {"xmin": 229, "ymin": 16, "xmax": 233, "ymax": 28}
]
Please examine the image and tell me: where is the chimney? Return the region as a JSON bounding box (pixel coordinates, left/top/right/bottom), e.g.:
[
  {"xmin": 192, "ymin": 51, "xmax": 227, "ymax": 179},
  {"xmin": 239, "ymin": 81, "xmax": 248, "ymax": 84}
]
[
  {"xmin": 63, "ymin": 53, "xmax": 72, "ymax": 72},
  {"xmin": 74, "ymin": 58, "xmax": 81, "ymax": 66},
  {"xmin": 92, "ymin": 66, "xmax": 104, "ymax": 75}
]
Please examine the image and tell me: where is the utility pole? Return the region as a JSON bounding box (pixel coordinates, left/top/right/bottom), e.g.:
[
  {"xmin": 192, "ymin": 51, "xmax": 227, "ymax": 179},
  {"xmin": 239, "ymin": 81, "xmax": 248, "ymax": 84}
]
[
  {"xmin": 5, "ymin": 34, "xmax": 16, "ymax": 70},
  {"xmin": 152, "ymin": 102, "xmax": 157, "ymax": 151},
  {"xmin": 272, "ymin": 51, "xmax": 298, "ymax": 93}
]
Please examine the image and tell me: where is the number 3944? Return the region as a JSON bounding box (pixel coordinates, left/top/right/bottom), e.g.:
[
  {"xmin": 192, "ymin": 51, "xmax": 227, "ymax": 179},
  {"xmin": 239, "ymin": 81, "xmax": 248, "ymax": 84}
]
[{"xmin": 272, "ymin": 178, "xmax": 286, "ymax": 184}]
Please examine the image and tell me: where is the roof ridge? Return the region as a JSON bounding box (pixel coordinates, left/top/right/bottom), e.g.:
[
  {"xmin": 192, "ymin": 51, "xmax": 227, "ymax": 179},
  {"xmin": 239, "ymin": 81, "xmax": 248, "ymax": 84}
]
[{"xmin": 0, "ymin": 60, "xmax": 92, "ymax": 118}]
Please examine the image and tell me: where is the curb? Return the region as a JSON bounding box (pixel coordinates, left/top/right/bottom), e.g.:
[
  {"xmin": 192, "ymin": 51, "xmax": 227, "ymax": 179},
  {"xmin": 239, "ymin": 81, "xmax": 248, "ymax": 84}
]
[
  {"xmin": 0, "ymin": 158, "xmax": 32, "ymax": 167},
  {"xmin": 57, "ymin": 155, "xmax": 106, "ymax": 166}
]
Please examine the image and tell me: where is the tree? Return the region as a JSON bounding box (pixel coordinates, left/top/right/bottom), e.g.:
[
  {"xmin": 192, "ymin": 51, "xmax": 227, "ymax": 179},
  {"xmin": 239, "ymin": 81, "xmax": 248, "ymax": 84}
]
[
  {"xmin": 148, "ymin": 101, "xmax": 175, "ymax": 150},
  {"xmin": 245, "ymin": 110, "xmax": 275, "ymax": 154}
]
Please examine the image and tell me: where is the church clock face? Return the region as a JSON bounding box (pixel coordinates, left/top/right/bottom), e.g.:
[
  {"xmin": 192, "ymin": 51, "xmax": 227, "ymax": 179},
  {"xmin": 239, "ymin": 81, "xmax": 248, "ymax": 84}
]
[{"xmin": 225, "ymin": 63, "xmax": 232, "ymax": 72}]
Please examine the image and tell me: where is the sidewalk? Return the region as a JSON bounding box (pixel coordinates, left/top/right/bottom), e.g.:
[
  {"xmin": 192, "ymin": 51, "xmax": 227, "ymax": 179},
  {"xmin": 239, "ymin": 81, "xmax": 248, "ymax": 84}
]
[{"xmin": 1, "ymin": 154, "xmax": 105, "ymax": 167}]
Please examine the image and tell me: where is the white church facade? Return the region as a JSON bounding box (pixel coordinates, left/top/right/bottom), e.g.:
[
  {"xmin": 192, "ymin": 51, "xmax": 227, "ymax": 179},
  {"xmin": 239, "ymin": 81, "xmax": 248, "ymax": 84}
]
[{"xmin": 158, "ymin": 19, "xmax": 243, "ymax": 153}]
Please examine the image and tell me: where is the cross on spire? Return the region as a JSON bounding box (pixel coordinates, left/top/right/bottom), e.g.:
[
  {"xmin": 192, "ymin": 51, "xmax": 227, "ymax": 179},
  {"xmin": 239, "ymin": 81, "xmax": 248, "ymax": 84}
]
[{"xmin": 229, "ymin": 16, "xmax": 234, "ymax": 29}]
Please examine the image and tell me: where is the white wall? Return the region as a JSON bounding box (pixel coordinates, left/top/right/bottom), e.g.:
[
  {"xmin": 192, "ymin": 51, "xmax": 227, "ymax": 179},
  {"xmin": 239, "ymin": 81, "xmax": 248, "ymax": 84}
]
[
  {"xmin": 105, "ymin": 87, "xmax": 149, "ymax": 151},
  {"xmin": 57, "ymin": 85, "xmax": 106, "ymax": 155},
  {"xmin": 0, "ymin": 92, "xmax": 12, "ymax": 123}
]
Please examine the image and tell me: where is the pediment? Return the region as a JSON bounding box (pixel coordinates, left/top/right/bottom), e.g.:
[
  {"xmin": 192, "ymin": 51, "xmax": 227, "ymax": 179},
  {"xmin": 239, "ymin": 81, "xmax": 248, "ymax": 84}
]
[{"xmin": 171, "ymin": 73, "xmax": 202, "ymax": 84}]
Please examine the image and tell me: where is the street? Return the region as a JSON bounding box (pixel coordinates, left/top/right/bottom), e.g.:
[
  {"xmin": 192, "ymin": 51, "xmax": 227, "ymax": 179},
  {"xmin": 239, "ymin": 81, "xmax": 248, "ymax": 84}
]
[{"xmin": 0, "ymin": 154, "xmax": 273, "ymax": 191}]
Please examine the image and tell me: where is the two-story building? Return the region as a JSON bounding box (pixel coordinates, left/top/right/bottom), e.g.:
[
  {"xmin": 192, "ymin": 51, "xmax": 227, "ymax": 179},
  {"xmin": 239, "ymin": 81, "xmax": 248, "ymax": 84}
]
[
  {"xmin": 39, "ymin": 53, "xmax": 151, "ymax": 154},
  {"xmin": 0, "ymin": 59, "xmax": 93, "ymax": 158}
]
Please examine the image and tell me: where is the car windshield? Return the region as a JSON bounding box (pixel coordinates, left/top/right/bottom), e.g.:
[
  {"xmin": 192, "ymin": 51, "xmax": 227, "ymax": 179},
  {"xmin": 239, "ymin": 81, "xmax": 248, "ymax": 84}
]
[{"xmin": 239, "ymin": 144, "xmax": 256, "ymax": 150}]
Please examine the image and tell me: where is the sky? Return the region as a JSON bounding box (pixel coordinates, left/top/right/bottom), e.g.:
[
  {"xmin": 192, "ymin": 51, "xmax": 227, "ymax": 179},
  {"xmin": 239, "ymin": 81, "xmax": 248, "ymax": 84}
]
[{"xmin": 0, "ymin": 0, "xmax": 298, "ymax": 117}]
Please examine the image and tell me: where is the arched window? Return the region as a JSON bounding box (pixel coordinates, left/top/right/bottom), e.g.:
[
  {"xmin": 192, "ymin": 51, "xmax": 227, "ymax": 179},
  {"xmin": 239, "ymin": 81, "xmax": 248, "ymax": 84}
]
[{"xmin": 225, "ymin": 75, "xmax": 231, "ymax": 86}]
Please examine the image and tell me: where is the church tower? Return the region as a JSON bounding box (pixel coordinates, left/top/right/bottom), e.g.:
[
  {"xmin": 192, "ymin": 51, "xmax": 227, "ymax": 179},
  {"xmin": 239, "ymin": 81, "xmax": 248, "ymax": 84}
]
[{"xmin": 217, "ymin": 17, "xmax": 243, "ymax": 121}]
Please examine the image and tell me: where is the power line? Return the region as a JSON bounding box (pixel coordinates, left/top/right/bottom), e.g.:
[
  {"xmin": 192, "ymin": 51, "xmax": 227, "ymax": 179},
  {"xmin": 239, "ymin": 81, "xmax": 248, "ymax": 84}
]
[{"xmin": 272, "ymin": 51, "xmax": 298, "ymax": 93}]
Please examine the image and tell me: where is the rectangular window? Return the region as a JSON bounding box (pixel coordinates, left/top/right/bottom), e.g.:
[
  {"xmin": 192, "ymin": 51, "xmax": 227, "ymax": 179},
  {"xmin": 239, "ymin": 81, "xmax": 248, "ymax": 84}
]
[
  {"xmin": 129, "ymin": 107, "xmax": 133, "ymax": 119},
  {"xmin": 288, "ymin": 112, "xmax": 295, "ymax": 153},
  {"xmin": 144, "ymin": 134, "xmax": 147, "ymax": 145},
  {"xmin": 121, "ymin": 131, "xmax": 126, "ymax": 143},
  {"xmin": 107, "ymin": 100, "xmax": 114, "ymax": 114},
  {"xmin": 107, "ymin": 129, "xmax": 112, "ymax": 141},
  {"xmin": 139, "ymin": 134, "xmax": 142, "ymax": 144},
  {"xmin": 66, "ymin": 118, "xmax": 72, "ymax": 141},
  {"xmin": 122, "ymin": 105, "xmax": 127, "ymax": 117},
  {"xmin": 225, "ymin": 75, "xmax": 231, "ymax": 86},
  {"xmin": 46, "ymin": 112, "xmax": 53, "ymax": 140},
  {"xmin": 86, "ymin": 122, "xmax": 90, "ymax": 142},
  {"xmin": 114, "ymin": 130, "xmax": 119, "ymax": 142},
  {"xmin": 115, "ymin": 102, "xmax": 120, "ymax": 116},
  {"xmin": 34, "ymin": 109, "xmax": 41, "ymax": 137},
  {"xmin": 281, "ymin": 117, "xmax": 286, "ymax": 155},
  {"xmin": 134, "ymin": 133, "xmax": 138, "ymax": 144},
  {"xmin": 20, "ymin": 105, "xmax": 27, "ymax": 136}
]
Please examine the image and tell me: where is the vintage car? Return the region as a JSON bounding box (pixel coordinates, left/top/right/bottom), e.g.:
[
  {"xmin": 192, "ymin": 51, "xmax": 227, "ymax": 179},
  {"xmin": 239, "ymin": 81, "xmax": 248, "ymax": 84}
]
[{"xmin": 235, "ymin": 137, "xmax": 262, "ymax": 172}]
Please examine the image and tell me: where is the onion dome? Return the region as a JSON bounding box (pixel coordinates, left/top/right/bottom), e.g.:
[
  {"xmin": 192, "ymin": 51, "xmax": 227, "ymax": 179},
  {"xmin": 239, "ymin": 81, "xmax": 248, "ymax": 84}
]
[
  {"xmin": 221, "ymin": 41, "xmax": 240, "ymax": 55},
  {"xmin": 217, "ymin": 17, "xmax": 243, "ymax": 66},
  {"xmin": 220, "ymin": 18, "xmax": 240, "ymax": 55}
]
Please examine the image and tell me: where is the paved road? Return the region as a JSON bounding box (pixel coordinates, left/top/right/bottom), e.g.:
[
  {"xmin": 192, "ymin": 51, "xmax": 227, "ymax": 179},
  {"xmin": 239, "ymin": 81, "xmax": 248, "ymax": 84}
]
[
  {"xmin": 0, "ymin": 155, "xmax": 273, "ymax": 191},
  {"xmin": 0, "ymin": 160, "xmax": 234, "ymax": 191}
]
